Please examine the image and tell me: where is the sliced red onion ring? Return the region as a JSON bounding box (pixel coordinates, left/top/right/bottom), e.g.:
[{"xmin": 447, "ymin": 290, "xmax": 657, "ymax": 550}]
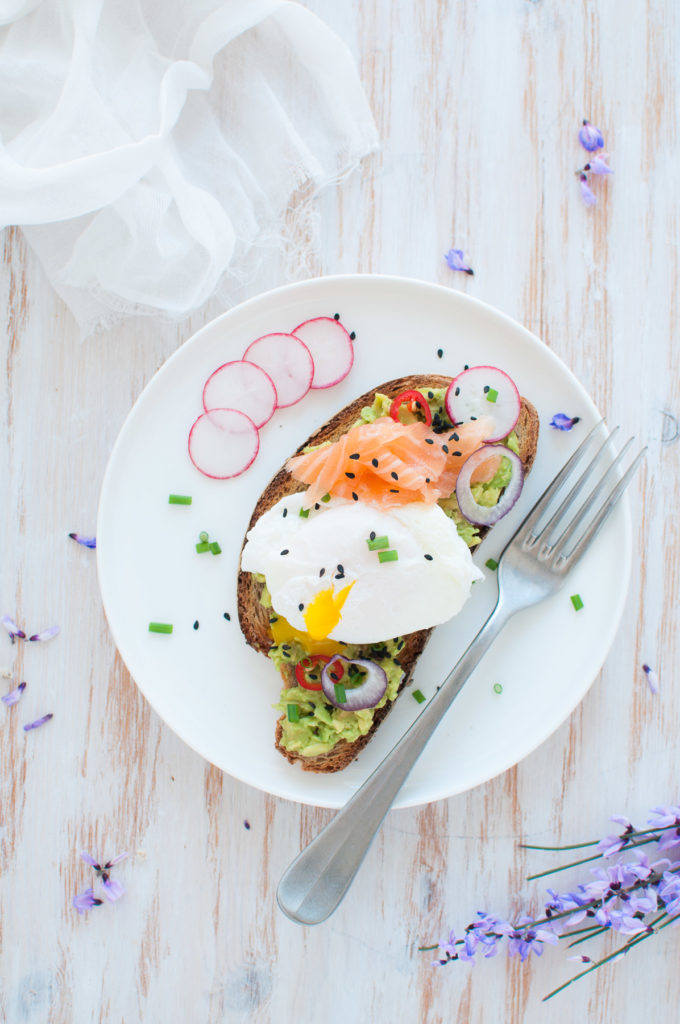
[
  {"xmin": 321, "ymin": 656, "xmax": 388, "ymax": 711},
  {"xmin": 445, "ymin": 366, "xmax": 521, "ymax": 442},
  {"xmin": 455, "ymin": 445, "xmax": 524, "ymax": 526}
]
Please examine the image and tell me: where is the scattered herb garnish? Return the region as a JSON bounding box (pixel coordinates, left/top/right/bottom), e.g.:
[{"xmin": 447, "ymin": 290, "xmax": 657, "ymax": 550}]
[
  {"xmin": 412, "ymin": 689, "xmax": 426, "ymax": 704},
  {"xmin": 168, "ymin": 494, "xmax": 192, "ymax": 505},
  {"xmin": 367, "ymin": 535, "xmax": 390, "ymax": 551},
  {"xmin": 287, "ymin": 704, "xmax": 300, "ymax": 723},
  {"xmin": 486, "ymin": 388, "xmax": 498, "ymax": 404},
  {"xmin": 485, "ymin": 558, "xmax": 498, "ymax": 571},
  {"xmin": 570, "ymin": 594, "xmax": 584, "ymax": 611},
  {"xmin": 378, "ymin": 550, "xmax": 399, "ymax": 563},
  {"xmin": 334, "ymin": 682, "xmax": 347, "ymax": 703},
  {"xmin": 148, "ymin": 622, "xmax": 173, "ymax": 634},
  {"xmin": 493, "ymin": 682, "xmax": 503, "ymax": 694}
]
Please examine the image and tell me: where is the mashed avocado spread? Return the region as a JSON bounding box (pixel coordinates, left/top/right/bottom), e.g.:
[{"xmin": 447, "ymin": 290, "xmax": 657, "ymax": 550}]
[{"xmin": 258, "ymin": 386, "xmax": 518, "ymax": 759}]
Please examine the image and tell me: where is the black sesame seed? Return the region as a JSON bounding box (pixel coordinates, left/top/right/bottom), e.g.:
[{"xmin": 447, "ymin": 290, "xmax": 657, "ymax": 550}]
[
  {"xmin": 390, "ymin": 471, "xmax": 399, "ymax": 480},
  {"xmin": 335, "ymin": 572, "xmax": 345, "ymax": 580},
  {"xmin": 453, "ymin": 450, "xmax": 462, "ymax": 457},
  {"xmin": 464, "ymin": 363, "xmax": 469, "ymax": 370},
  {"xmin": 319, "ymin": 567, "xmax": 326, "ymax": 577},
  {"xmin": 425, "ymin": 438, "xmax": 434, "ymax": 445},
  {"xmin": 371, "ymin": 457, "xmax": 379, "ymax": 467},
  {"xmin": 437, "ymin": 348, "xmax": 443, "ymax": 358},
  {"xmin": 425, "ymin": 477, "xmax": 431, "ymax": 483},
  {"xmin": 280, "ymin": 549, "xmax": 289, "ymax": 555},
  {"xmin": 223, "ymin": 612, "xmax": 231, "ymax": 621},
  {"xmin": 349, "ymin": 331, "xmax": 356, "ymax": 340},
  {"xmin": 424, "ymin": 554, "xmax": 433, "ymax": 561},
  {"xmin": 389, "ymin": 488, "xmax": 399, "ymax": 493},
  {"xmin": 352, "ymin": 492, "xmax": 358, "ymax": 501},
  {"xmin": 193, "ymin": 620, "xmax": 199, "ymax": 630},
  {"xmin": 345, "ymin": 471, "xmax": 356, "ymax": 479},
  {"xmin": 337, "ymin": 564, "xmax": 344, "ymax": 573},
  {"xmin": 298, "ymin": 603, "xmax": 304, "ymax": 611},
  {"xmin": 452, "ymin": 432, "xmax": 460, "ymax": 441},
  {"xmin": 470, "ymin": 415, "xmax": 477, "ymax": 421},
  {"xmin": 370, "ymin": 531, "xmax": 376, "ymax": 540},
  {"xmin": 315, "ymin": 503, "xmax": 320, "ymax": 510},
  {"xmin": 244, "ymin": 820, "xmax": 251, "ymax": 830},
  {"xmin": 442, "ymin": 444, "xmax": 449, "ymax": 454},
  {"xmin": 282, "ymin": 508, "xmax": 288, "ymax": 517},
  {"xmin": 334, "ymin": 312, "xmax": 340, "ymax": 320},
  {"xmin": 483, "ymin": 385, "xmax": 490, "ymax": 393},
  {"xmin": 427, "ymin": 390, "xmax": 434, "ymax": 399},
  {"xmin": 281, "ymin": 644, "xmax": 291, "ymax": 650},
  {"xmin": 454, "ymin": 386, "xmax": 460, "ymax": 396},
  {"xmin": 269, "ymin": 616, "xmax": 279, "ymax": 624},
  {"xmin": 349, "ymin": 453, "xmax": 360, "ymax": 460}
]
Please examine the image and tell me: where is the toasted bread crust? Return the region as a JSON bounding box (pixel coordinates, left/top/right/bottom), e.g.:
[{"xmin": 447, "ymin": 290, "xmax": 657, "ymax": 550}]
[{"xmin": 237, "ymin": 375, "xmax": 539, "ymax": 772}]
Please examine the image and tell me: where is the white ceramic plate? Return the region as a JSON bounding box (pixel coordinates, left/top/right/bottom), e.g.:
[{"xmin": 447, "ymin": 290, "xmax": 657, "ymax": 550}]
[{"xmin": 97, "ymin": 275, "xmax": 630, "ymax": 809}]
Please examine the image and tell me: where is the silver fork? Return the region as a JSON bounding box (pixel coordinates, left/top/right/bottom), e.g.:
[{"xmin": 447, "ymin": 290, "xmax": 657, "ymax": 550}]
[{"xmin": 277, "ymin": 422, "xmax": 646, "ymax": 925}]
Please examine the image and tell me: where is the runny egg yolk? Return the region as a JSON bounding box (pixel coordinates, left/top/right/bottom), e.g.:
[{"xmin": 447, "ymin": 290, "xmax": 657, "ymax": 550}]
[{"xmin": 303, "ymin": 582, "xmax": 355, "ymax": 640}]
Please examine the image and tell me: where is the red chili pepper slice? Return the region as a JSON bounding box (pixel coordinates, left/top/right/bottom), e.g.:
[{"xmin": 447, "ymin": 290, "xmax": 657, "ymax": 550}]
[
  {"xmin": 294, "ymin": 655, "xmax": 330, "ymax": 691},
  {"xmin": 389, "ymin": 389, "xmax": 432, "ymax": 426}
]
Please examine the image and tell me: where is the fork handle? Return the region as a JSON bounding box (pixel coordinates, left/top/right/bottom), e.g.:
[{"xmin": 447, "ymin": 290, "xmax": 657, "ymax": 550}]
[{"xmin": 276, "ymin": 597, "xmax": 514, "ymax": 925}]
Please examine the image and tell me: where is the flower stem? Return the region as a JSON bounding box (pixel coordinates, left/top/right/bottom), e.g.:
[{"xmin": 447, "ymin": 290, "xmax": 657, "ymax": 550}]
[{"xmin": 526, "ymin": 837, "xmax": 660, "ymax": 881}]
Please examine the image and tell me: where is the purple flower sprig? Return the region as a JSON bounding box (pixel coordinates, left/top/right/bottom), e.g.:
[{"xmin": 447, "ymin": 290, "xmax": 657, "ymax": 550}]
[
  {"xmin": 73, "ymin": 851, "xmax": 129, "ymax": 913},
  {"xmin": 576, "ymin": 119, "xmax": 613, "ymax": 205},
  {"xmin": 550, "ymin": 413, "xmax": 580, "ymax": 432},
  {"xmin": 423, "ymin": 803, "xmax": 680, "ymax": 1001}
]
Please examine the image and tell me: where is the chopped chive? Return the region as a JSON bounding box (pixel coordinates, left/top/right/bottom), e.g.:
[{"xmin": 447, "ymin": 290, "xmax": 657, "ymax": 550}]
[
  {"xmin": 570, "ymin": 593, "xmax": 584, "ymax": 611},
  {"xmin": 486, "ymin": 388, "xmax": 499, "ymax": 403},
  {"xmin": 209, "ymin": 541, "xmax": 221, "ymax": 555},
  {"xmin": 287, "ymin": 704, "xmax": 300, "ymax": 723},
  {"xmin": 485, "ymin": 558, "xmax": 498, "ymax": 571},
  {"xmin": 148, "ymin": 622, "xmax": 173, "ymax": 634},
  {"xmin": 195, "ymin": 541, "xmax": 210, "ymax": 553},
  {"xmin": 493, "ymin": 682, "xmax": 503, "ymax": 694},
  {"xmin": 412, "ymin": 689, "xmax": 426, "ymax": 704},
  {"xmin": 168, "ymin": 494, "xmax": 192, "ymax": 505},
  {"xmin": 378, "ymin": 549, "xmax": 399, "ymax": 563},
  {"xmin": 199, "ymin": 531, "xmax": 209, "ymax": 542},
  {"xmin": 334, "ymin": 683, "xmax": 347, "ymax": 703},
  {"xmin": 299, "ymin": 508, "xmax": 310, "ymax": 518},
  {"xmin": 367, "ymin": 535, "xmax": 390, "ymax": 551},
  {"xmin": 321, "ymin": 494, "xmax": 331, "ymax": 503}
]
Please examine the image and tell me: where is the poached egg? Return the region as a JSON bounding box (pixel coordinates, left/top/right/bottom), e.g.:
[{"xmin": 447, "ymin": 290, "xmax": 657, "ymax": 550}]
[{"xmin": 240, "ymin": 492, "xmax": 482, "ymax": 644}]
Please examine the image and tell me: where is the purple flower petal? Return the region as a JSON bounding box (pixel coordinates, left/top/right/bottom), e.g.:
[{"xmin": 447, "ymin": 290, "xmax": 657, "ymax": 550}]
[
  {"xmin": 579, "ymin": 174, "xmax": 597, "ymax": 206},
  {"xmin": 643, "ymin": 664, "xmax": 659, "ymax": 694},
  {"xmin": 550, "ymin": 413, "xmax": 580, "ymax": 431},
  {"xmin": 596, "ymin": 834, "xmax": 626, "ymax": 858},
  {"xmin": 101, "ymin": 875, "xmax": 125, "ymax": 902},
  {"xmin": 588, "ymin": 154, "xmax": 613, "ymax": 175},
  {"xmin": 81, "ymin": 851, "xmax": 100, "ymax": 869},
  {"xmin": 23, "ymin": 713, "xmax": 53, "ymax": 732},
  {"xmin": 104, "ymin": 851, "xmax": 129, "ymax": 868},
  {"xmin": 72, "ymin": 888, "xmax": 103, "ymax": 914},
  {"xmin": 69, "ymin": 533, "xmax": 97, "ymax": 549},
  {"xmin": 578, "ymin": 119, "xmax": 604, "ymax": 152},
  {"xmin": 27, "ymin": 625, "xmax": 60, "ymax": 643},
  {"xmin": 1, "ymin": 614, "xmax": 26, "ymax": 642},
  {"xmin": 1, "ymin": 681, "xmax": 26, "ymax": 706},
  {"xmin": 444, "ymin": 248, "xmax": 474, "ymax": 276}
]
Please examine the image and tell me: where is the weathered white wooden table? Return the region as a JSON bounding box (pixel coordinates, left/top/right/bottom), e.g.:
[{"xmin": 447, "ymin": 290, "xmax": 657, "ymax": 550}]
[{"xmin": 2, "ymin": 1, "xmax": 678, "ymax": 1020}]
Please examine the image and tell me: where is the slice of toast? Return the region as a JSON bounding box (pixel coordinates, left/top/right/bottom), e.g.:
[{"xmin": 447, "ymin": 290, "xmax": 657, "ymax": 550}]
[{"xmin": 237, "ymin": 374, "xmax": 539, "ymax": 773}]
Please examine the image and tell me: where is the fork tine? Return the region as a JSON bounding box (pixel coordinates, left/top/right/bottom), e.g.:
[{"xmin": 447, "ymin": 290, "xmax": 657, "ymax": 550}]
[
  {"xmin": 553, "ymin": 447, "xmax": 647, "ymax": 572},
  {"xmin": 542, "ymin": 436, "xmax": 635, "ymax": 558},
  {"xmin": 519, "ymin": 419, "xmax": 605, "ymax": 541},
  {"xmin": 531, "ymin": 426, "xmax": 621, "ymax": 549}
]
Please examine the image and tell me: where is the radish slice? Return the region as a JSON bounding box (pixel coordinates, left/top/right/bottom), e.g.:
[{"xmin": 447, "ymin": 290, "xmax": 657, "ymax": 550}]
[
  {"xmin": 291, "ymin": 317, "xmax": 354, "ymax": 389},
  {"xmin": 188, "ymin": 408, "xmax": 259, "ymax": 480},
  {"xmin": 243, "ymin": 333, "xmax": 314, "ymax": 408},
  {"xmin": 445, "ymin": 366, "xmax": 521, "ymax": 442},
  {"xmin": 202, "ymin": 360, "xmax": 277, "ymax": 429},
  {"xmin": 456, "ymin": 446, "xmax": 524, "ymax": 526}
]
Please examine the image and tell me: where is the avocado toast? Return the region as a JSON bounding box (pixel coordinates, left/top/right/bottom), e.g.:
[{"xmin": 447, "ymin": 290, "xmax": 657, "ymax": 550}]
[{"xmin": 237, "ymin": 373, "xmax": 539, "ymax": 773}]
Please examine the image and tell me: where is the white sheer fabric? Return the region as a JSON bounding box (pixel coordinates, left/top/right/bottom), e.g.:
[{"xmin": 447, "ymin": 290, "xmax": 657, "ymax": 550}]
[{"xmin": 0, "ymin": 0, "xmax": 377, "ymax": 334}]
